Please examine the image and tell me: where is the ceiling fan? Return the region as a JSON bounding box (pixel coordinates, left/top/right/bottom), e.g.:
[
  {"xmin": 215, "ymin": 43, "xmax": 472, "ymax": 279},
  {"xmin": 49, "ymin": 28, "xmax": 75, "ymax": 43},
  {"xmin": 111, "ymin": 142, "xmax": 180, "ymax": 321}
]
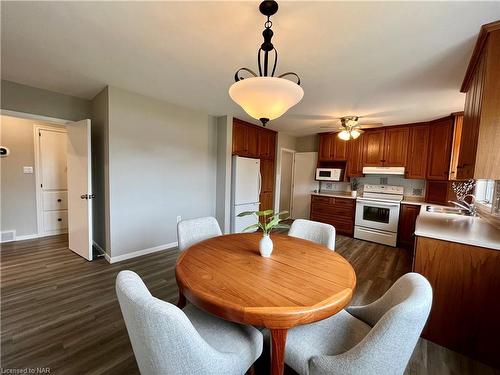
[{"xmin": 319, "ymin": 116, "xmax": 382, "ymax": 139}]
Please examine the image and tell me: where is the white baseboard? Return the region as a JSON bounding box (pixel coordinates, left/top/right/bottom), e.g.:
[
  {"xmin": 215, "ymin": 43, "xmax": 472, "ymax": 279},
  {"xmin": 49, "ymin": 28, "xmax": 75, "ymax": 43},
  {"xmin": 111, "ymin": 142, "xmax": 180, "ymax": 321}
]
[
  {"xmin": 1, "ymin": 231, "xmax": 67, "ymax": 243},
  {"xmin": 105, "ymin": 241, "xmax": 178, "ymax": 264}
]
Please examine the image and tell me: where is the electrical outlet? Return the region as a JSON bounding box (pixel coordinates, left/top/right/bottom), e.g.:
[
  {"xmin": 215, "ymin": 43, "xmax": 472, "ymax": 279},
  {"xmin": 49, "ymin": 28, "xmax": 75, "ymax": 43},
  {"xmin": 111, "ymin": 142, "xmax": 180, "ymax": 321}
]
[
  {"xmin": 325, "ymin": 182, "xmax": 333, "ymax": 190},
  {"xmin": 176, "ymin": 216, "xmax": 182, "ymax": 223}
]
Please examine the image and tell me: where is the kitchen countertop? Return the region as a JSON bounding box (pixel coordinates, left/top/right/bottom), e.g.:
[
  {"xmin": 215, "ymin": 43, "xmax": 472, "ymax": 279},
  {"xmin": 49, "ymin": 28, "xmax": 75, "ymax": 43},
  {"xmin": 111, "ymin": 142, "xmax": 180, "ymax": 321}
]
[
  {"xmin": 311, "ymin": 191, "xmax": 356, "ymax": 200},
  {"xmin": 415, "ymin": 205, "xmax": 500, "ymax": 251}
]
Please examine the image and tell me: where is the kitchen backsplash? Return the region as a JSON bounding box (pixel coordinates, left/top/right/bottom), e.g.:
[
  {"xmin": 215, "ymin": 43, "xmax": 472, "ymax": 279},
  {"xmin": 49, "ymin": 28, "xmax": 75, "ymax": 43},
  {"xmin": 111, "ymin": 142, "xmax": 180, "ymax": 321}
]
[{"xmin": 320, "ymin": 176, "xmax": 426, "ymax": 197}]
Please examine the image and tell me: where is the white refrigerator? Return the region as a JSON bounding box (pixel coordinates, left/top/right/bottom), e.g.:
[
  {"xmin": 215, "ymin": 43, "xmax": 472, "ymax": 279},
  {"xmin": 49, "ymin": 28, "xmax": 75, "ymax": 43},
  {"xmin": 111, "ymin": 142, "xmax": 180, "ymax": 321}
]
[{"xmin": 231, "ymin": 156, "xmax": 261, "ymax": 233}]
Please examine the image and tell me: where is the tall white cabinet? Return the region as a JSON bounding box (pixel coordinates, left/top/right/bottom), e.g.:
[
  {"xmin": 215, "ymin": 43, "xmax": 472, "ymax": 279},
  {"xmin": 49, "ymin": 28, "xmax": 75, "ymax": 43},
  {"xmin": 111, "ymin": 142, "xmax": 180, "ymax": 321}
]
[{"xmin": 38, "ymin": 128, "xmax": 68, "ymax": 235}]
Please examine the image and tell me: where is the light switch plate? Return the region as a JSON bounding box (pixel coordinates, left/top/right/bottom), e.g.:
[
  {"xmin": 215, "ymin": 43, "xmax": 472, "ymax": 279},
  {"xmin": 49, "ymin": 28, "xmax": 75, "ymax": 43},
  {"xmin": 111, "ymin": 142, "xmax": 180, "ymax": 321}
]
[{"xmin": 23, "ymin": 166, "xmax": 34, "ymax": 174}]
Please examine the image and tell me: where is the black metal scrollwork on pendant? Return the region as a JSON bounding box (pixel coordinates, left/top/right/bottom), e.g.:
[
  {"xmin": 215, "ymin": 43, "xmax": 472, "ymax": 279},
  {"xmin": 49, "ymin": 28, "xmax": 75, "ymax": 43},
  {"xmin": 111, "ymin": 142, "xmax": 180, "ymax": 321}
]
[{"xmin": 233, "ymin": 0, "xmax": 301, "ymax": 86}]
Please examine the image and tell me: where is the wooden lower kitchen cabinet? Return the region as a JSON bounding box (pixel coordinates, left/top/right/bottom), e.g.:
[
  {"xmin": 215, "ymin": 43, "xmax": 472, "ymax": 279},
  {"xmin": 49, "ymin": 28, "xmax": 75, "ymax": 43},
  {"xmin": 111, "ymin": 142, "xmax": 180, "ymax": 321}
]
[
  {"xmin": 310, "ymin": 195, "xmax": 355, "ymax": 236},
  {"xmin": 413, "ymin": 236, "xmax": 500, "ymax": 367},
  {"xmin": 397, "ymin": 203, "xmax": 420, "ymax": 249}
]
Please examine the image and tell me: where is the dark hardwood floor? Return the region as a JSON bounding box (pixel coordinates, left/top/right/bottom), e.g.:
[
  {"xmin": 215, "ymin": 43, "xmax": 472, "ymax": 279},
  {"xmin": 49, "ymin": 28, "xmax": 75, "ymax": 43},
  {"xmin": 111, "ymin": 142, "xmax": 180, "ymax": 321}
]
[{"xmin": 1, "ymin": 234, "xmax": 498, "ymax": 374}]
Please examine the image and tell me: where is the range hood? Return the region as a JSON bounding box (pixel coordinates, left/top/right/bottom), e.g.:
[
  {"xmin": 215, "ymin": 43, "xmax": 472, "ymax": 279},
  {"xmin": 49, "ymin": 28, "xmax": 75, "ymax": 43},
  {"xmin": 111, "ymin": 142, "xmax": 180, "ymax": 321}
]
[{"xmin": 362, "ymin": 166, "xmax": 405, "ymax": 175}]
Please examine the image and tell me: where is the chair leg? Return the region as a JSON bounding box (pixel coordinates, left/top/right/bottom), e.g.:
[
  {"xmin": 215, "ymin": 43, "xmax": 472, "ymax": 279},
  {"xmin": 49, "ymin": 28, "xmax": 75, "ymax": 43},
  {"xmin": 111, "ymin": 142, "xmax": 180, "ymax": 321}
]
[
  {"xmin": 245, "ymin": 365, "xmax": 256, "ymax": 375},
  {"xmin": 177, "ymin": 290, "xmax": 186, "ymax": 308}
]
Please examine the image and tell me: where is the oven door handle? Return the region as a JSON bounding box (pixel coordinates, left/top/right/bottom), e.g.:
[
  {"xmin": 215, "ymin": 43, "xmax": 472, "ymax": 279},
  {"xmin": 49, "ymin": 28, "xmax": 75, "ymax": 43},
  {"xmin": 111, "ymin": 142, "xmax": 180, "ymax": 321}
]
[{"xmin": 356, "ymin": 198, "xmax": 400, "ymax": 207}]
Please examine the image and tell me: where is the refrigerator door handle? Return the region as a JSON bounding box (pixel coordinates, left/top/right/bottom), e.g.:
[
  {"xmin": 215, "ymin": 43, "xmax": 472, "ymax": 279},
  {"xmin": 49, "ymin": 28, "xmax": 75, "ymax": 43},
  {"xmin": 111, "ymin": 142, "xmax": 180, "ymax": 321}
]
[{"xmin": 258, "ymin": 171, "xmax": 262, "ymax": 195}]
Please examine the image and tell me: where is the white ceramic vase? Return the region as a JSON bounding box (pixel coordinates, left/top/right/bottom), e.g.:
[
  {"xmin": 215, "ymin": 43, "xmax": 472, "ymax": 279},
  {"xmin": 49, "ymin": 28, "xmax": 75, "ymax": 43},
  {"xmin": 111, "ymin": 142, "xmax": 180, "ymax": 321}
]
[{"xmin": 259, "ymin": 234, "xmax": 273, "ymax": 257}]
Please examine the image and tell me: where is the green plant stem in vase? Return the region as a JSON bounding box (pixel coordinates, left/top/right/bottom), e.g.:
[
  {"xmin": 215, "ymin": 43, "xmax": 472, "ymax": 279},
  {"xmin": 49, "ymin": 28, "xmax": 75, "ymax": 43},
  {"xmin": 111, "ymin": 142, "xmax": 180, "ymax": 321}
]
[
  {"xmin": 237, "ymin": 209, "xmax": 290, "ymax": 257},
  {"xmin": 350, "ymin": 178, "xmax": 359, "ymax": 197}
]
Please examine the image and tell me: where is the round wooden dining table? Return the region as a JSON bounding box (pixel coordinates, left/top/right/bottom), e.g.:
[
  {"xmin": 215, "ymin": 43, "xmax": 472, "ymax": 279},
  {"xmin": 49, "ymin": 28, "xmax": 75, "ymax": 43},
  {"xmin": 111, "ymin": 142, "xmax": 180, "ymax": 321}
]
[{"xmin": 175, "ymin": 232, "xmax": 356, "ymax": 375}]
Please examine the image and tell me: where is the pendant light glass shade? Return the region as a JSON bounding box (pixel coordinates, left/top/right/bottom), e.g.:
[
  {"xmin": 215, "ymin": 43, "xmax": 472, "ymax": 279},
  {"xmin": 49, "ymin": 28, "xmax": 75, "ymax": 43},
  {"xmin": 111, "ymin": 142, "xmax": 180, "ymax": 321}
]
[
  {"xmin": 229, "ymin": 77, "xmax": 304, "ymax": 122},
  {"xmin": 338, "ymin": 130, "xmax": 351, "ymax": 141},
  {"xmin": 351, "ymin": 129, "xmax": 361, "ymax": 139}
]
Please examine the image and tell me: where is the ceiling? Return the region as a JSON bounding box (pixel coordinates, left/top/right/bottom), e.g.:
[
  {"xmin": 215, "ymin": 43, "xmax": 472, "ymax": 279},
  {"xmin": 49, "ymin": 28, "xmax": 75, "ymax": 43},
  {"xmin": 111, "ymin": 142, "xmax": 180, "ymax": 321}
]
[{"xmin": 2, "ymin": 1, "xmax": 500, "ymax": 135}]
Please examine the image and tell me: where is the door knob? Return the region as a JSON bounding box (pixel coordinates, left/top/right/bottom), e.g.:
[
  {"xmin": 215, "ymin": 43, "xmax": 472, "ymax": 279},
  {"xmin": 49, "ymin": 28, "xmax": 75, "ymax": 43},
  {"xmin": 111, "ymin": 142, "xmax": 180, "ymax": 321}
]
[{"xmin": 81, "ymin": 194, "xmax": 88, "ymax": 200}]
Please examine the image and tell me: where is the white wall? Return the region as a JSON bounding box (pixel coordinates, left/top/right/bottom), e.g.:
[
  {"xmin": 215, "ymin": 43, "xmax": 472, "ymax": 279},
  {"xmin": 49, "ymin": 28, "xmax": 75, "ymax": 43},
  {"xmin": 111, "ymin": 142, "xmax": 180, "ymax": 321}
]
[
  {"xmin": 106, "ymin": 86, "xmax": 218, "ymax": 258},
  {"xmin": 215, "ymin": 115, "xmax": 232, "ymax": 234},
  {"xmin": 1, "ymin": 80, "xmax": 91, "ymax": 121},
  {"xmin": 1, "ymin": 116, "xmax": 38, "ymax": 236},
  {"xmin": 296, "ymin": 134, "xmax": 318, "ymax": 152},
  {"xmin": 90, "ymin": 87, "xmax": 110, "ymax": 253},
  {"xmin": 0, "ymin": 115, "xmax": 65, "ymax": 238}
]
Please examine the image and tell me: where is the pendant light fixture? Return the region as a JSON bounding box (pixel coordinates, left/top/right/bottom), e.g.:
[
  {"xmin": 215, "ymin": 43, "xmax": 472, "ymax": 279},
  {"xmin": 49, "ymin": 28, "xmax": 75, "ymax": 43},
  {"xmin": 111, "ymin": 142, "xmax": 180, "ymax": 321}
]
[
  {"xmin": 338, "ymin": 116, "xmax": 363, "ymax": 141},
  {"xmin": 229, "ymin": 1, "xmax": 303, "ymax": 127}
]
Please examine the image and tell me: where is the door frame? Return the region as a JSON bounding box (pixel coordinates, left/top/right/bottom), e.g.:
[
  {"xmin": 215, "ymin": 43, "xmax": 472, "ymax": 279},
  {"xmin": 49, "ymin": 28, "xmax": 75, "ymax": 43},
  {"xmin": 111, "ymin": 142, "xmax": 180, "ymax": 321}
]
[
  {"xmin": 33, "ymin": 124, "xmax": 68, "ymax": 236},
  {"xmin": 275, "ymin": 148, "xmax": 296, "ymax": 214},
  {"xmin": 1, "ymin": 110, "xmax": 73, "ymax": 238}
]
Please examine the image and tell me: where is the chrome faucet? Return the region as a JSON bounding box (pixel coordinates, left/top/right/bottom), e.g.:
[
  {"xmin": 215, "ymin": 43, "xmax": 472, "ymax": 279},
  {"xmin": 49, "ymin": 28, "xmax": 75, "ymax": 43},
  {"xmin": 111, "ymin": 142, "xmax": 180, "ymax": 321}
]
[{"xmin": 448, "ymin": 194, "xmax": 477, "ymax": 216}]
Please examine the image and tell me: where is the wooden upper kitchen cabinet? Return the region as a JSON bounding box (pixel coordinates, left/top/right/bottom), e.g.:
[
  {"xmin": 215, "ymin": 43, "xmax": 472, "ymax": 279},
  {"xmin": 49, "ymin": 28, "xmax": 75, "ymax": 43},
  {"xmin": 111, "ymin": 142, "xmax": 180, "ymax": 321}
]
[
  {"xmin": 397, "ymin": 203, "xmax": 420, "ymax": 249},
  {"xmin": 310, "ymin": 195, "xmax": 355, "ymax": 237},
  {"xmin": 414, "ymin": 236, "xmax": 500, "ymax": 367},
  {"xmin": 258, "ymin": 129, "xmax": 276, "ymax": 160},
  {"xmin": 426, "ymin": 116, "xmax": 454, "ymax": 180},
  {"xmin": 232, "ymin": 119, "xmax": 259, "ymax": 158},
  {"xmin": 461, "ymin": 22, "xmax": 500, "ymax": 180},
  {"xmin": 258, "ymin": 150, "xmax": 275, "ymax": 212},
  {"xmin": 383, "ymin": 126, "xmax": 409, "ymax": 166},
  {"xmin": 406, "ymin": 124, "xmax": 430, "ymax": 179},
  {"xmin": 232, "ymin": 118, "xmax": 277, "ymax": 211},
  {"xmin": 449, "ymin": 113, "xmax": 464, "ymax": 181},
  {"xmin": 362, "ymin": 129, "xmax": 385, "ymax": 166},
  {"xmin": 318, "ymin": 133, "xmax": 347, "ymax": 161},
  {"xmin": 346, "ymin": 134, "xmax": 364, "ymax": 177}
]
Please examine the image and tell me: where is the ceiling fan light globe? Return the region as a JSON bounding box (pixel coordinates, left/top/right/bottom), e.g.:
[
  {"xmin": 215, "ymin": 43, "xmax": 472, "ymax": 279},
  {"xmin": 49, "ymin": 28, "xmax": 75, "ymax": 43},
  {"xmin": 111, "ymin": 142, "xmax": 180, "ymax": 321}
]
[
  {"xmin": 338, "ymin": 130, "xmax": 351, "ymax": 141},
  {"xmin": 229, "ymin": 77, "xmax": 304, "ymax": 122},
  {"xmin": 351, "ymin": 129, "xmax": 361, "ymax": 139}
]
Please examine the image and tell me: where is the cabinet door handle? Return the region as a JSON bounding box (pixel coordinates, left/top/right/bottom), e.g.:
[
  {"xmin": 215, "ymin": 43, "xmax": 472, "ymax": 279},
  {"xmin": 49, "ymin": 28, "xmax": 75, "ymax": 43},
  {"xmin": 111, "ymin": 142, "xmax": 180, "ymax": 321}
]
[
  {"xmin": 81, "ymin": 194, "xmax": 88, "ymax": 200},
  {"xmin": 58, "ymin": 218, "xmax": 62, "ymax": 222},
  {"xmin": 57, "ymin": 199, "xmax": 62, "ymax": 202}
]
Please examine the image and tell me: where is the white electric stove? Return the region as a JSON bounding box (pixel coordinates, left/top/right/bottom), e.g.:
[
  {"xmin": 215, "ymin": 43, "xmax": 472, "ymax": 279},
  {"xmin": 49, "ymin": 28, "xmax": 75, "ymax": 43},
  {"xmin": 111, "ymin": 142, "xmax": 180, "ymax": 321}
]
[{"xmin": 354, "ymin": 184, "xmax": 404, "ymax": 247}]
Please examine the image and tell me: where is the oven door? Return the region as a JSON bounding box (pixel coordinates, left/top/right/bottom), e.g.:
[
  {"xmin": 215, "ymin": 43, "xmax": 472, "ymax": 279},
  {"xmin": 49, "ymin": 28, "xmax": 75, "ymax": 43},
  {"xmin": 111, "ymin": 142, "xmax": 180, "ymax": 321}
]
[{"xmin": 355, "ymin": 198, "xmax": 400, "ymax": 232}]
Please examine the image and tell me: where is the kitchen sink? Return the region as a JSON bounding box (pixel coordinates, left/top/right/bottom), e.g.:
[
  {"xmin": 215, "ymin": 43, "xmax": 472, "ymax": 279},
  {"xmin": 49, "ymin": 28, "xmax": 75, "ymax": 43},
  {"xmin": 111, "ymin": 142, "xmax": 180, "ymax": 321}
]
[{"xmin": 425, "ymin": 206, "xmax": 469, "ymax": 215}]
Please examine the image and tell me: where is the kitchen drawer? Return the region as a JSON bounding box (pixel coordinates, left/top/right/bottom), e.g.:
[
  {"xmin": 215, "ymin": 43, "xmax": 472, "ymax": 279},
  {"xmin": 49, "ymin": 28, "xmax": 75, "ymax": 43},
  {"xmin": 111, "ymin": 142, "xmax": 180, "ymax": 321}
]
[
  {"xmin": 310, "ymin": 213, "xmax": 354, "ymax": 236},
  {"xmin": 43, "ymin": 191, "xmax": 68, "ymax": 210},
  {"xmin": 43, "ymin": 210, "xmax": 68, "ymax": 232},
  {"xmin": 332, "ymin": 197, "xmax": 355, "ymax": 208},
  {"xmin": 311, "ymin": 203, "xmax": 354, "ymax": 219},
  {"xmin": 311, "ymin": 195, "xmax": 333, "ymax": 205}
]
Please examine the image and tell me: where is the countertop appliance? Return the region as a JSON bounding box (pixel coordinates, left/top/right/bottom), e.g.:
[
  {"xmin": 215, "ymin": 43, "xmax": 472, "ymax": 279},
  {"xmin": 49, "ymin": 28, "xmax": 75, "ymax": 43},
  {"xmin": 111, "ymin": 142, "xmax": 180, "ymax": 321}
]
[
  {"xmin": 354, "ymin": 184, "xmax": 404, "ymax": 247},
  {"xmin": 316, "ymin": 168, "xmax": 342, "ymax": 181},
  {"xmin": 231, "ymin": 156, "xmax": 261, "ymax": 233}
]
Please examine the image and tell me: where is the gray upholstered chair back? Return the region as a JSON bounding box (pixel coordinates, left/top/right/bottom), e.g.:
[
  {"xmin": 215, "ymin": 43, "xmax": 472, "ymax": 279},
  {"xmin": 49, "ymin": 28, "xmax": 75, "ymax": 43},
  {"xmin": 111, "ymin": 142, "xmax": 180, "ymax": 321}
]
[
  {"xmin": 310, "ymin": 273, "xmax": 433, "ymax": 375},
  {"xmin": 177, "ymin": 216, "xmax": 222, "ymax": 251},
  {"xmin": 116, "ymin": 270, "xmax": 251, "ymax": 375},
  {"xmin": 288, "ymin": 219, "xmax": 336, "ymax": 251}
]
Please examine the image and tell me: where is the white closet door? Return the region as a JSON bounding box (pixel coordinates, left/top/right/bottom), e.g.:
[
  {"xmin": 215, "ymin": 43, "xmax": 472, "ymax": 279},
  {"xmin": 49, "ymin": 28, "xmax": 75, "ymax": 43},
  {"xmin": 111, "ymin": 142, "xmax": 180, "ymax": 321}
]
[
  {"xmin": 292, "ymin": 152, "xmax": 319, "ymax": 219},
  {"xmin": 40, "ymin": 129, "xmax": 67, "ymax": 190},
  {"xmin": 67, "ymin": 119, "xmax": 93, "ymax": 261}
]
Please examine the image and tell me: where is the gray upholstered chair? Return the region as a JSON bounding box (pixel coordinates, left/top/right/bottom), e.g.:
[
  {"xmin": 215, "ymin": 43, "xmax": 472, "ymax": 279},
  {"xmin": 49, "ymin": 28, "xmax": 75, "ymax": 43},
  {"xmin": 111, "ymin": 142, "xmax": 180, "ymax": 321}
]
[
  {"xmin": 284, "ymin": 273, "xmax": 432, "ymax": 375},
  {"xmin": 288, "ymin": 219, "xmax": 336, "ymax": 251},
  {"xmin": 116, "ymin": 270, "xmax": 263, "ymax": 375},
  {"xmin": 177, "ymin": 216, "xmax": 222, "ymax": 252}
]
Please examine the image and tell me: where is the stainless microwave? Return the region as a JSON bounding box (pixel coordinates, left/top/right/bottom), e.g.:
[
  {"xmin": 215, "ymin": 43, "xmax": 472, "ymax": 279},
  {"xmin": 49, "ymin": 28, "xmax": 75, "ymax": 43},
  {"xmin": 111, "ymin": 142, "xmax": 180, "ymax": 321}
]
[{"xmin": 315, "ymin": 168, "xmax": 342, "ymax": 181}]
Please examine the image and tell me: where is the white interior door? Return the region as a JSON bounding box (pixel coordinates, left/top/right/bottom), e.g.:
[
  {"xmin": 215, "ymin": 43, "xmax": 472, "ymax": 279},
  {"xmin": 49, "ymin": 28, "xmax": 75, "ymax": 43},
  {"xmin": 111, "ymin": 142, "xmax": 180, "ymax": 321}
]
[
  {"xmin": 279, "ymin": 150, "xmax": 294, "ymax": 213},
  {"xmin": 292, "ymin": 152, "xmax": 319, "ymax": 219},
  {"xmin": 67, "ymin": 119, "xmax": 93, "ymax": 261}
]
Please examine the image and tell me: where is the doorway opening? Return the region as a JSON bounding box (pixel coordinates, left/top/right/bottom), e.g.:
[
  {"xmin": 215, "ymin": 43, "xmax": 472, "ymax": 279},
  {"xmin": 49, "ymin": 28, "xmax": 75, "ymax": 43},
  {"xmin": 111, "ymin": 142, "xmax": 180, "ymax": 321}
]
[
  {"xmin": 279, "ymin": 149, "xmax": 295, "ymax": 215},
  {"xmin": 0, "ymin": 112, "xmax": 94, "ymax": 260}
]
